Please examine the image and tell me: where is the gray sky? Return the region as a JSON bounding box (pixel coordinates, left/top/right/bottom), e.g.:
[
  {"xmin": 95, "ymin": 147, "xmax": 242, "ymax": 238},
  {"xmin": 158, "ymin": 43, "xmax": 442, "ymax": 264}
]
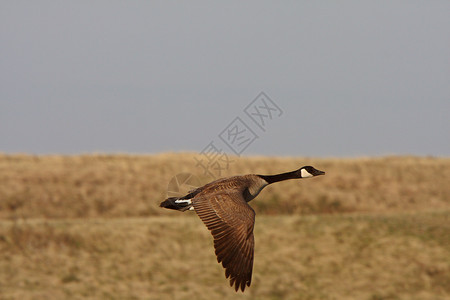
[{"xmin": 1, "ymin": 1, "xmax": 449, "ymax": 157}]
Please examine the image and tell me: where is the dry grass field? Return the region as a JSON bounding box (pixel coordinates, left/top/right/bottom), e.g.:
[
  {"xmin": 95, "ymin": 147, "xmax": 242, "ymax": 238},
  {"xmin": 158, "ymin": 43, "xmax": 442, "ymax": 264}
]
[{"xmin": 0, "ymin": 153, "xmax": 449, "ymax": 299}]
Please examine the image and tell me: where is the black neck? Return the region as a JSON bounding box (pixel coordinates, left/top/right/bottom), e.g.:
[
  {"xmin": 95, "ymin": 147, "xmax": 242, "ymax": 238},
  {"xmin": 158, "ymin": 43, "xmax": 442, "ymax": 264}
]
[{"xmin": 258, "ymin": 170, "xmax": 299, "ymax": 184}]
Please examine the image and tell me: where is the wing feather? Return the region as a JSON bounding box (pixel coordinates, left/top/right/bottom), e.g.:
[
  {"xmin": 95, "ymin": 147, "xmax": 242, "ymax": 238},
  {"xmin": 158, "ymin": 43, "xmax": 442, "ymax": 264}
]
[{"xmin": 193, "ymin": 190, "xmax": 255, "ymax": 292}]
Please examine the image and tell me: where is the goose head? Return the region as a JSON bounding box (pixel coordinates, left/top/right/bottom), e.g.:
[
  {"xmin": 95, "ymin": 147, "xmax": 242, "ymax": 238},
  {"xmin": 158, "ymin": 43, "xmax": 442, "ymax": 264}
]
[{"xmin": 297, "ymin": 166, "xmax": 325, "ymax": 178}]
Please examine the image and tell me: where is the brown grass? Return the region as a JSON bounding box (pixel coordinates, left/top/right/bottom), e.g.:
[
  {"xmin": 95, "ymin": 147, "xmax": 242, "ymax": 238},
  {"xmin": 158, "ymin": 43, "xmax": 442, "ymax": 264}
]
[
  {"xmin": 0, "ymin": 153, "xmax": 449, "ymax": 299},
  {"xmin": 0, "ymin": 153, "xmax": 449, "ymax": 218},
  {"xmin": 0, "ymin": 212, "xmax": 449, "ymax": 300}
]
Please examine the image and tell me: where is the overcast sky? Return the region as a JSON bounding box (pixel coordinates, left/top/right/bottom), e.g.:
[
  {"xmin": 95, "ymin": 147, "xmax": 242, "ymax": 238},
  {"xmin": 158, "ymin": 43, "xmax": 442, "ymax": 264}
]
[{"xmin": 1, "ymin": 1, "xmax": 449, "ymax": 157}]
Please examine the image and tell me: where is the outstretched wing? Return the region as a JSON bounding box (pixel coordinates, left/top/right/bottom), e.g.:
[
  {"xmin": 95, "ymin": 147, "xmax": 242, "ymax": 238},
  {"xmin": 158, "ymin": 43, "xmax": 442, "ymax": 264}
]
[{"xmin": 193, "ymin": 190, "xmax": 255, "ymax": 292}]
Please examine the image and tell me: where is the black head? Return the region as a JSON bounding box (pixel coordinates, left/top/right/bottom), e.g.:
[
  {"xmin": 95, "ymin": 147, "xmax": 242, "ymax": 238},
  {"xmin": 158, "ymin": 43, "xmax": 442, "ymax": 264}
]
[{"xmin": 298, "ymin": 166, "xmax": 325, "ymax": 178}]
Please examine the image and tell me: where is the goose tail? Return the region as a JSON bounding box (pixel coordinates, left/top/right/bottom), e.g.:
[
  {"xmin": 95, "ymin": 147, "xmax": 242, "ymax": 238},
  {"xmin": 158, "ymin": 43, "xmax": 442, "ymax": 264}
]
[{"xmin": 160, "ymin": 197, "xmax": 193, "ymax": 212}]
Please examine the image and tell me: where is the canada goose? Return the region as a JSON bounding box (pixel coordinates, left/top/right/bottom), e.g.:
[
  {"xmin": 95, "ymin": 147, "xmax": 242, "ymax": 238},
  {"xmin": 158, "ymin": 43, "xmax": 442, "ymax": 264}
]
[{"xmin": 160, "ymin": 165, "xmax": 325, "ymax": 292}]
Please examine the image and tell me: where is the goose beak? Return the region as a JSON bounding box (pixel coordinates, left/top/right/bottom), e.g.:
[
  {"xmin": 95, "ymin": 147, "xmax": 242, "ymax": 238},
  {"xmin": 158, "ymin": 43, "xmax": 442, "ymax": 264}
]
[{"xmin": 313, "ymin": 169, "xmax": 325, "ymax": 176}]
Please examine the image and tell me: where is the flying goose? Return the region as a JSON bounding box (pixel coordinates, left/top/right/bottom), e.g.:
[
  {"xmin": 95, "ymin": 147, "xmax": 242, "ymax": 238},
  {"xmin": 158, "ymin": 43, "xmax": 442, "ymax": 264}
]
[{"xmin": 160, "ymin": 166, "xmax": 325, "ymax": 292}]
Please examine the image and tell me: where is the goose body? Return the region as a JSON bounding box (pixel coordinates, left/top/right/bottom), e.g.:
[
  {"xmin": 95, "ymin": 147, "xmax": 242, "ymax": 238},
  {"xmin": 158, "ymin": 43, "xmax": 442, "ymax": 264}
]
[{"xmin": 160, "ymin": 166, "xmax": 325, "ymax": 292}]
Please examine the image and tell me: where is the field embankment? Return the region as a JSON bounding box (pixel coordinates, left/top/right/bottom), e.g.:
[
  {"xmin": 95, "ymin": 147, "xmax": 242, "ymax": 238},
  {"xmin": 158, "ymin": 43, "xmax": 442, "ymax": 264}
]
[{"xmin": 0, "ymin": 153, "xmax": 449, "ymax": 218}]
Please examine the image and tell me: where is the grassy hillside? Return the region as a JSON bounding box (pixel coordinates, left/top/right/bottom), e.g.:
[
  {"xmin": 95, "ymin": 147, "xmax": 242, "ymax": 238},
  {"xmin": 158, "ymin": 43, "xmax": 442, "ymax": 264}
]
[
  {"xmin": 0, "ymin": 153, "xmax": 449, "ymax": 299},
  {"xmin": 0, "ymin": 153, "xmax": 449, "ymax": 218}
]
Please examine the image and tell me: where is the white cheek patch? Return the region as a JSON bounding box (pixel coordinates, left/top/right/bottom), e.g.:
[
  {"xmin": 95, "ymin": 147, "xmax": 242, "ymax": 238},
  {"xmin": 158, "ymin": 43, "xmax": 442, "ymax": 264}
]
[{"xmin": 300, "ymin": 169, "xmax": 313, "ymax": 178}]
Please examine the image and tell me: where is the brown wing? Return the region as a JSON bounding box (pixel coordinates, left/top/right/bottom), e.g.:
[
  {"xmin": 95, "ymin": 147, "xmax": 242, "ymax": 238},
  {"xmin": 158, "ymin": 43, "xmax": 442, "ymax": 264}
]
[{"xmin": 193, "ymin": 190, "xmax": 255, "ymax": 292}]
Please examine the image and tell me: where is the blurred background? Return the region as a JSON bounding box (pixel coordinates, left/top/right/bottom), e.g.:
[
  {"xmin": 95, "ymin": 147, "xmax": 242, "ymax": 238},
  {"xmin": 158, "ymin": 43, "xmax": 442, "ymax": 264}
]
[{"xmin": 1, "ymin": 2, "xmax": 449, "ymax": 300}]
